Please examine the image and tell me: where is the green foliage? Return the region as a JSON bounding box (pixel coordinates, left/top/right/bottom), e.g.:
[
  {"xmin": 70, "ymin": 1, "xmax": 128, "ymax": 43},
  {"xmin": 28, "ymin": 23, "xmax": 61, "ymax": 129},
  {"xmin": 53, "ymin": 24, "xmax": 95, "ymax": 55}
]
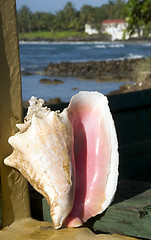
[
  {"xmin": 141, "ymin": 0, "xmax": 151, "ymax": 24},
  {"xmin": 18, "ymin": 0, "xmax": 151, "ymax": 38},
  {"xmin": 80, "ymin": 5, "xmax": 96, "ymax": 24},
  {"xmin": 136, "ymin": 57, "xmax": 151, "ymax": 72},
  {"xmin": 144, "ymin": 21, "xmax": 151, "ymax": 36},
  {"xmin": 17, "ymin": 5, "xmax": 32, "ymax": 32},
  {"xmin": 19, "ymin": 31, "xmax": 87, "ymax": 40},
  {"xmin": 17, "ymin": 0, "xmax": 127, "ymax": 34},
  {"xmin": 54, "ymin": 2, "xmax": 78, "ymax": 31},
  {"xmin": 133, "ymin": 57, "xmax": 151, "ymax": 84},
  {"xmin": 124, "ymin": 0, "xmax": 151, "ymax": 37}
]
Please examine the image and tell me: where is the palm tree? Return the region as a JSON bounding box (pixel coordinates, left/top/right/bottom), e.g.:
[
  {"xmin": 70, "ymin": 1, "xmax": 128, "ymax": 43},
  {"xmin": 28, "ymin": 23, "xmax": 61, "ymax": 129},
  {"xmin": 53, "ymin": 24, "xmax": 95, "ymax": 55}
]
[
  {"xmin": 63, "ymin": 2, "xmax": 76, "ymax": 22},
  {"xmin": 55, "ymin": 10, "xmax": 67, "ymax": 31},
  {"xmin": 80, "ymin": 5, "xmax": 96, "ymax": 24},
  {"xmin": 17, "ymin": 5, "xmax": 32, "ymax": 32},
  {"xmin": 32, "ymin": 12, "xmax": 43, "ymax": 31}
]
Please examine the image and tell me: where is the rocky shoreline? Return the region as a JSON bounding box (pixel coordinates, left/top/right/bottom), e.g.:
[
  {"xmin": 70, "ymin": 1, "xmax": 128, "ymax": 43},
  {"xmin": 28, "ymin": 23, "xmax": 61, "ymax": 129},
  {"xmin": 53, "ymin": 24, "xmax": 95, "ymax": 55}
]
[
  {"xmin": 109, "ymin": 71, "xmax": 151, "ymax": 94},
  {"xmin": 22, "ymin": 57, "xmax": 151, "ymax": 107},
  {"xmin": 44, "ymin": 58, "xmax": 144, "ymax": 82}
]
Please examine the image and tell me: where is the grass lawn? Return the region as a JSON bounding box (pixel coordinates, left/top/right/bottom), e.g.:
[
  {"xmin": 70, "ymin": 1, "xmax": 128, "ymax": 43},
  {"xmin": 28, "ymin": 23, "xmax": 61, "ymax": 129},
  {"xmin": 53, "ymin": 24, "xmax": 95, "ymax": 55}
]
[{"xmin": 19, "ymin": 31, "xmax": 87, "ymax": 40}]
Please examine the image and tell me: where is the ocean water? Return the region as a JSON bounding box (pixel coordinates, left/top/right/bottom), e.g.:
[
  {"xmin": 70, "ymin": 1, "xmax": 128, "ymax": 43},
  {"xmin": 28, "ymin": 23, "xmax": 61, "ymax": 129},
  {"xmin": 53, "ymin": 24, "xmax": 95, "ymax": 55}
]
[
  {"xmin": 22, "ymin": 74, "xmax": 126, "ymax": 102},
  {"xmin": 20, "ymin": 41, "xmax": 151, "ymax": 101}
]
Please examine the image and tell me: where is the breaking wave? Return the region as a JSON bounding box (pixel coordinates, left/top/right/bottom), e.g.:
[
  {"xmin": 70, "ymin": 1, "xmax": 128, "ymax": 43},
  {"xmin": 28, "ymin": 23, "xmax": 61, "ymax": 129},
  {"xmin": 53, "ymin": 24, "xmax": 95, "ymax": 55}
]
[
  {"xmin": 127, "ymin": 53, "xmax": 144, "ymax": 59},
  {"xmin": 95, "ymin": 45, "xmax": 106, "ymax": 48},
  {"xmin": 109, "ymin": 43, "xmax": 125, "ymax": 48}
]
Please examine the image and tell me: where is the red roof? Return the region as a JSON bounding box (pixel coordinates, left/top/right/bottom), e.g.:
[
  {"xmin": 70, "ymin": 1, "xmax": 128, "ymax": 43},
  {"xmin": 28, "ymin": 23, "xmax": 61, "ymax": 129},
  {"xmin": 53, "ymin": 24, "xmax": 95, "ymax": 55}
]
[{"xmin": 102, "ymin": 19, "xmax": 125, "ymax": 24}]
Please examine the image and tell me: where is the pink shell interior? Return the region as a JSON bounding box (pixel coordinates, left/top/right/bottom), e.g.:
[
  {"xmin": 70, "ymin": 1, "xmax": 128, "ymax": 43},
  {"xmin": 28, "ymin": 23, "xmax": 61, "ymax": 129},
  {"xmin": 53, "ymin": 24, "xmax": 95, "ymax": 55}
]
[{"xmin": 65, "ymin": 96, "xmax": 112, "ymax": 227}]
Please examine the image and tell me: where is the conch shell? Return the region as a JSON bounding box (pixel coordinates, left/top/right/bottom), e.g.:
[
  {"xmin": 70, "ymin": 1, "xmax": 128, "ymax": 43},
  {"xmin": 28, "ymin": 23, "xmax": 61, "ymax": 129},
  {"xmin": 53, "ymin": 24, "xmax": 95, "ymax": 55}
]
[
  {"xmin": 4, "ymin": 97, "xmax": 75, "ymax": 229},
  {"xmin": 4, "ymin": 91, "xmax": 118, "ymax": 229}
]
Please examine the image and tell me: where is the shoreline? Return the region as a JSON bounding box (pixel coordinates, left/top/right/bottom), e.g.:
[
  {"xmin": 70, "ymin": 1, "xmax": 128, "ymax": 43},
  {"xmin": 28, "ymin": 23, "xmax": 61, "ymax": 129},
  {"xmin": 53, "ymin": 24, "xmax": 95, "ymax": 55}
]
[
  {"xmin": 22, "ymin": 57, "xmax": 151, "ymax": 97},
  {"xmin": 43, "ymin": 58, "xmax": 144, "ymax": 82},
  {"xmin": 21, "ymin": 46, "xmax": 151, "ymax": 98},
  {"xmin": 19, "ymin": 36, "xmax": 151, "ymax": 43},
  {"xmin": 19, "ymin": 33, "xmax": 111, "ymax": 42}
]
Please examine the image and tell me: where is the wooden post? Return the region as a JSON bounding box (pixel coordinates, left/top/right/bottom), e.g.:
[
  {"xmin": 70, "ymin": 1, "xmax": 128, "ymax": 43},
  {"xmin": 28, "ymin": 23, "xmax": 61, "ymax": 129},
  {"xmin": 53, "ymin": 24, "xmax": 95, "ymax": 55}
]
[{"xmin": 0, "ymin": 0, "xmax": 30, "ymax": 227}]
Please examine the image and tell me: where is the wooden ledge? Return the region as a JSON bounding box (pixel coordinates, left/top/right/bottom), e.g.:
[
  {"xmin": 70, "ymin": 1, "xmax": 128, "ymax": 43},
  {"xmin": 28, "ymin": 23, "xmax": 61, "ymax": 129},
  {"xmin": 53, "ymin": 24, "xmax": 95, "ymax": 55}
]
[
  {"xmin": 0, "ymin": 218, "xmax": 137, "ymax": 240},
  {"xmin": 29, "ymin": 180, "xmax": 151, "ymax": 239}
]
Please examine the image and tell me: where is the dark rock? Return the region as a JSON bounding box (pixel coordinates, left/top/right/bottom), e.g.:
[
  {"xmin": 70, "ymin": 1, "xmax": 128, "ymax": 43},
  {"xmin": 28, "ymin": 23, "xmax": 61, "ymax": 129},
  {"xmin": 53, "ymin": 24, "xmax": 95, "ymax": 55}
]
[
  {"xmin": 40, "ymin": 78, "xmax": 52, "ymax": 84},
  {"xmin": 45, "ymin": 97, "xmax": 62, "ymax": 105},
  {"xmin": 109, "ymin": 73, "xmax": 151, "ymax": 95},
  {"xmin": 72, "ymin": 87, "xmax": 79, "ymax": 90},
  {"xmin": 53, "ymin": 79, "xmax": 64, "ymax": 84},
  {"xmin": 39, "ymin": 78, "xmax": 64, "ymax": 84},
  {"xmin": 44, "ymin": 58, "xmax": 144, "ymax": 82},
  {"xmin": 22, "ymin": 101, "xmax": 29, "ymax": 109},
  {"xmin": 21, "ymin": 71, "xmax": 33, "ymax": 76}
]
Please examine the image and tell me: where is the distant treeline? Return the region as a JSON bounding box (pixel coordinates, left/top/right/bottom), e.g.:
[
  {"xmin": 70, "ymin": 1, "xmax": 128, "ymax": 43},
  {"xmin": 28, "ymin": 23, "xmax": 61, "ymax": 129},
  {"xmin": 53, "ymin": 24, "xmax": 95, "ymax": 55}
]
[{"xmin": 17, "ymin": 0, "xmax": 127, "ymax": 33}]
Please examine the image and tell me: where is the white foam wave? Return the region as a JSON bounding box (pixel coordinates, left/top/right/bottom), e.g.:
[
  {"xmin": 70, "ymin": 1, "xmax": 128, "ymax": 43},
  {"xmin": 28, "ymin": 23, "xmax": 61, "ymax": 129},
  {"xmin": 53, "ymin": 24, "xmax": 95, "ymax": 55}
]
[
  {"xmin": 79, "ymin": 46, "xmax": 91, "ymax": 50},
  {"xmin": 19, "ymin": 40, "xmax": 112, "ymax": 45},
  {"xmin": 143, "ymin": 42, "xmax": 151, "ymax": 47},
  {"xmin": 95, "ymin": 45, "xmax": 106, "ymax": 48},
  {"xmin": 127, "ymin": 53, "xmax": 144, "ymax": 59},
  {"xmin": 109, "ymin": 44, "xmax": 125, "ymax": 48},
  {"xmin": 103, "ymin": 54, "xmax": 144, "ymax": 61},
  {"xmin": 55, "ymin": 41, "xmax": 111, "ymax": 45},
  {"xmin": 20, "ymin": 41, "xmax": 51, "ymax": 45}
]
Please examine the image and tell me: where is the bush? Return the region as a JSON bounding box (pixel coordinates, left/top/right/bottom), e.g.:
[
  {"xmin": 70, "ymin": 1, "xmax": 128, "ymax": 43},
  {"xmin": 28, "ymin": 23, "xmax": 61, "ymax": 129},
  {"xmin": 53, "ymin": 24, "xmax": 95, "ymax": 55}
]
[{"xmin": 134, "ymin": 57, "xmax": 151, "ymax": 82}]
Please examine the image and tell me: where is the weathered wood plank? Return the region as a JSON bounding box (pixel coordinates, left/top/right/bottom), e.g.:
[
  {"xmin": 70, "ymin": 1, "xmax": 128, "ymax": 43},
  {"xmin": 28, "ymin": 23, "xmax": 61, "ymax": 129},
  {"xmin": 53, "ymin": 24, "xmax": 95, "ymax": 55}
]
[
  {"xmin": 0, "ymin": 181, "xmax": 2, "ymax": 229},
  {"xmin": 0, "ymin": 0, "xmax": 30, "ymax": 227},
  {"xmin": 90, "ymin": 180, "xmax": 151, "ymax": 239},
  {"xmin": 42, "ymin": 198, "xmax": 52, "ymax": 223},
  {"xmin": 108, "ymin": 88, "xmax": 151, "ymax": 112},
  {"xmin": 119, "ymin": 139, "xmax": 151, "ymax": 181},
  {"xmin": 109, "ymin": 90, "xmax": 151, "ymax": 182},
  {"xmin": 30, "ymin": 180, "xmax": 151, "ymax": 239}
]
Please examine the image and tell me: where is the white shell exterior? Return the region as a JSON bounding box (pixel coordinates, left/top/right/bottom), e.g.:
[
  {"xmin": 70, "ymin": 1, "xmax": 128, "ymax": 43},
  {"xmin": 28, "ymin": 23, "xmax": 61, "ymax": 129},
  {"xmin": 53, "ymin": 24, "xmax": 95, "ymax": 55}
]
[{"xmin": 4, "ymin": 97, "xmax": 75, "ymax": 229}]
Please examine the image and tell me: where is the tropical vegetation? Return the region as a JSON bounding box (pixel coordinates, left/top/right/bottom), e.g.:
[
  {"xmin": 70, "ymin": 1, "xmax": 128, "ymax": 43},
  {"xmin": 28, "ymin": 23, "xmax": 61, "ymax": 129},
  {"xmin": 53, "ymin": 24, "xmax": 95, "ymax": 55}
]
[
  {"xmin": 125, "ymin": 0, "xmax": 151, "ymax": 37},
  {"xmin": 17, "ymin": 0, "xmax": 127, "ymax": 33},
  {"xmin": 17, "ymin": 0, "xmax": 151, "ymax": 38},
  {"xmin": 19, "ymin": 31, "xmax": 87, "ymax": 40}
]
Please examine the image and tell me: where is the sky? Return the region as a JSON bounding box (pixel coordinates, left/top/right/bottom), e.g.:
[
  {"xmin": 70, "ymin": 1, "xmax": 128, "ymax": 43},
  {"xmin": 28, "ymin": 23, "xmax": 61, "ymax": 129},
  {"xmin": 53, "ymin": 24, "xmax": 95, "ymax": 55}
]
[{"xmin": 16, "ymin": 0, "xmax": 109, "ymax": 13}]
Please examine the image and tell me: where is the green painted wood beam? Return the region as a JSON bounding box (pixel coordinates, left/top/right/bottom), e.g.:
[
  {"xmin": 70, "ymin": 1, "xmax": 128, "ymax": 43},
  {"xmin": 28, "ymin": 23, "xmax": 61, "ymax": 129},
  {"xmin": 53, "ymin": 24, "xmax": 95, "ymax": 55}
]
[{"xmin": 88, "ymin": 180, "xmax": 151, "ymax": 239}]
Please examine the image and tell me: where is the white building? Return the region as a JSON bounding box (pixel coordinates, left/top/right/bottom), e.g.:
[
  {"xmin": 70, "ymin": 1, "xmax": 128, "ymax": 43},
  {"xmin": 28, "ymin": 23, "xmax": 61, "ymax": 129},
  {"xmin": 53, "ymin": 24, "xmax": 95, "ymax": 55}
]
[
  {"xmin": 85, "ymin": 20, "xmax": 144, "ymax": 40},
  {"xmin": 85, "ymin": 24, "xmax": 99, "ymax": 35},
  {"xmin": 102, "ymin": 19, "xmax": 128, "ymax": 41}
]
